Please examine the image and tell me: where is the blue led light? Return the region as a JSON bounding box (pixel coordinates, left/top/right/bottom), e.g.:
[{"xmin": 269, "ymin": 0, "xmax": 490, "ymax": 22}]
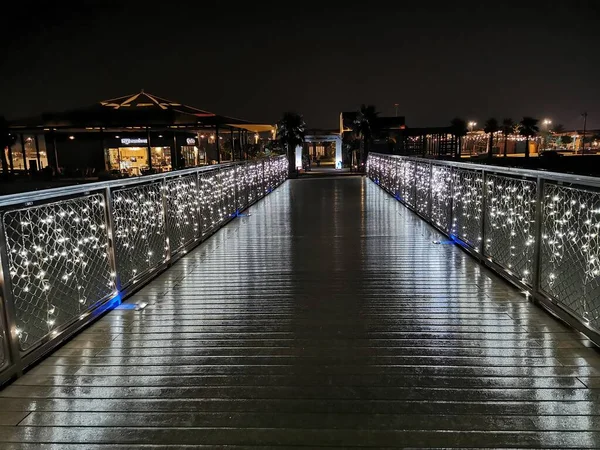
[{"xmin": 115, "ymin": 303, "xmax": 137, "ymax": 310}]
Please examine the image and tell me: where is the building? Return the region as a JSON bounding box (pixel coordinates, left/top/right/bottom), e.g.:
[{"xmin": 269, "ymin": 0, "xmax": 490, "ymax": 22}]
[
  {"xmin": 6, "ymin": 91, "xmax": 274, "ymax": 176},
  {"xmin": 340, "ymin": 112, "xmax": 406, "ymax": 155}
]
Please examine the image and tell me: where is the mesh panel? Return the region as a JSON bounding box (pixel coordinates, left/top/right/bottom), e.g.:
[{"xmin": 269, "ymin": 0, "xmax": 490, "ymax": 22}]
[
  {"xmin": 113, "ymin": 182, "xmax": 167, "ymax": 287},
  {"xmin": 451, "ymin": 168, "xmax": 483, "ymax": 250},
  {"xmin": 199, "ymin": 170, "xmax": 222, "ymax": 234},
  {"xmin": 484, "ymin": 174, "xmax": 536, "ymax": 284},
  {"xmin": 248, "ymin": 162, "xmax": 260, "ymax": 204},
  {"xmin": 236, "ymin": 165, "xmax": 249, "ymax": 211},
  {"xmin": 431, "ymin": 165, "xmax": 452, "ymax": 231},
  {"xmin": 220, "ymin": 167, "xmax": 237, "ymax": 219},
  {"xmin": 541, "ymin": 183, "xmax": 600, "ymax": 328},
  {"xmin": 401, "ymin": 159, "xmax": 416, "ymax": 207},
  {"xmin": 415, "ymin": 162, "xmax": 431, "ymax": 216},
  {"xmin": 165, "ymin": 174, "xmax": 200, "ymax": 253},
  {"xmin": 393, "ymin": 158, "xmax": 402, "ymax": 197},
  {"xmin": 2, "ymin": 194, "xmax": 113, "ymax": 351}
]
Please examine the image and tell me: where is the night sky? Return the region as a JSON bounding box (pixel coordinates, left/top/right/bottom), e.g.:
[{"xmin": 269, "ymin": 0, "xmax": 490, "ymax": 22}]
[{"xmin": 1, "ymin": 1, "xmax": 599, "ymax": 129}]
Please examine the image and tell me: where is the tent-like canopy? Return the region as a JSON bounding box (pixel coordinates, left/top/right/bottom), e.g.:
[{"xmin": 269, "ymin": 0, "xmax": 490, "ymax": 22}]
[{"xmin": 10, "ymin": 90, "xmax": 275, "ymax": 132}]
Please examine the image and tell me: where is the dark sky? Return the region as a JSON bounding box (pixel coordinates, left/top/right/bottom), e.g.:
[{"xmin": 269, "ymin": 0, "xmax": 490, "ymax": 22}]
[{"xmin": 1, "ymin": 1, "xmax": 599, "ymax": 129}]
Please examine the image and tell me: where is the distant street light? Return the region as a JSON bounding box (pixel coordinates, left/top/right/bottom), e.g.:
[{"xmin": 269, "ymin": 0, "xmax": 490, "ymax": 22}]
[
  {"xmin": 581, "ymin": 112, "xmax": 588, "ymax": 156},
  {"xmin": 468, "ymin": 121, "xmax": 477, "ymax": 131},
  {"xmin": 541, "ymin": 119, "xmax": 552, "ymax": 151}
]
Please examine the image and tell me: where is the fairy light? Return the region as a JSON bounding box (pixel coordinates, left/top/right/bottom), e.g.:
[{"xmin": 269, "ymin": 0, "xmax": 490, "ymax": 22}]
[
  {"xmin": 541, "ymin": 183, "xmax": 600, "ymax": 325},
  {"xmin": 370, "ymin": 153, "xmax": 600, "ymax": 329},
  {"xmin": 2, "ymin": 157, "xmax": 286, "ymax": 351},
  {"xmin": 485, "ymin": 174, "xmax": 536, "ymax": 284}
]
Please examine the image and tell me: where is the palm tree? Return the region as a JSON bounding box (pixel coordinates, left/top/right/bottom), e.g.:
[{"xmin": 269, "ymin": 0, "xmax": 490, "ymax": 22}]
[
  {"xmin": 450, "ymin": 118, "xmax": 468, "ymax": 159},
  {"xmin": 519, "ymin": 117, "xmax": 539, "ymax": 159},
  {"xmin": 483, "ymin": 118, "xmax": 499, "ymax": 159},
  {"xmin": 501, "ymin": 118, "xmax": 515, "ymax": 158},
  {"xmin": 353, "ymin": 104, "xmax": 378, "ymax": 166},
  {"xmin": 276, "ymin": 112, "xmax": 306, "ymax": 175},
  {"xmin": 0, "ymin": 116, "xmax": 15, "ymax": 178},
  {"xmin": 548, "ymin": 124, "xmax": 565, "ymax": 150}
]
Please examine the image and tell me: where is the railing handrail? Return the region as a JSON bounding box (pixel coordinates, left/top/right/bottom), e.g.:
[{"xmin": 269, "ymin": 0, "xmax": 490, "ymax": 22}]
[
  {"xmin": 367, "ymin": 152, "xmax": 600, "ymax": 347},
  {"xmin": 372, "ymin": 153, "xmax": 600, "ymax": 189},
  {"xmin": 0, "ymin": 158, "xmax": 281, "ymax": 208},
  {"xmin": 0, "ymin": 155, "xmax": 288, "ymax": 386}
]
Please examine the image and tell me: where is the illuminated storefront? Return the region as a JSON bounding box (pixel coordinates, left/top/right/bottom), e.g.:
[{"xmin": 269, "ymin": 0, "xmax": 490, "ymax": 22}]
[{"xmin": 7, "ymin": 91, "xmax": 273, "ymax": 176}]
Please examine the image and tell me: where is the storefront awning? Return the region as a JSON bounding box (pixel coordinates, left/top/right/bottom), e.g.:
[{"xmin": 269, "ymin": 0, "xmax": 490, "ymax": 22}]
[
  {"xmin": 228, "ymin": 124, "xmax": 275, "ymax": 133},
  {"xmin": 9, "ymin": 90, "xmax": 275, "ymax": 133}
]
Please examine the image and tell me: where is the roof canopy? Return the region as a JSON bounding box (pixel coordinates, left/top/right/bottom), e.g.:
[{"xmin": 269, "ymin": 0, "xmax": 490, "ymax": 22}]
[{"xmin": 10, "ymin": 90, "xmax": 274, "ymax": 132}]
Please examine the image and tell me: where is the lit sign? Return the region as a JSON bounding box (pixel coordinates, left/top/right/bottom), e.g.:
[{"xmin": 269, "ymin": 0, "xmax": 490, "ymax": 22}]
[
  {"xmin": 120, "ymin": 138, "xmax": 148, "ymax": 145},
  {"xmin": 186, "ymin": 138, "xmax": 196, "ymax": 145}
]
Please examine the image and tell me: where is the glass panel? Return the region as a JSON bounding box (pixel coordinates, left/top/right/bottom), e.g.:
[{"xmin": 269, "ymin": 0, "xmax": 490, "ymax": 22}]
[
  {"xmin": 1, "ymin": 148, "xmax": 8, "ymax": 172},
  {"xmin": 220, "ymin": 137, "xmax": 233, "ymax": 162},
  {"xmin": 105, "ymin": 148, "xmax": 119, "ymax": 171},
  {"xmin": 107, "ymin": 147, "xmax": 150, "ymax": 176},
  {"xmin": 37, "ymin": 136, "xmax": 49, "ymax": 169},
  {"xmin": 24, "ymin": 136, "xmax": 38, "ymax": 171},
  {"xmin": 151, "ymin": 146, "xmax": 171, "ymax": 172},
  {"xmin": 180, "ymin": 146, "xmax": 197, "ymax": 168},
  {"xmin": 197, "ymin": 147, "xmax": 206, "ymax": 165},
  {"xmin": 11, "ymin": 140, "xmax": 25, "ymax": 171}
]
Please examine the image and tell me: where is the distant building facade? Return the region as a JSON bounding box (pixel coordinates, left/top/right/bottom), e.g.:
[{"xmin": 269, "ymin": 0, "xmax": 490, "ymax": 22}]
[{"xmin": 6, "ymin": 91, "xmax": 274, "ymax": 176}]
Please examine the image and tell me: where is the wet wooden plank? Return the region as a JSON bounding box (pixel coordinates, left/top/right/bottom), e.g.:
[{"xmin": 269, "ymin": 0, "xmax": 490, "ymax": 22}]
[{"xmin": 1, "ymin": 178, "xmax": 600, "ymax": 448}]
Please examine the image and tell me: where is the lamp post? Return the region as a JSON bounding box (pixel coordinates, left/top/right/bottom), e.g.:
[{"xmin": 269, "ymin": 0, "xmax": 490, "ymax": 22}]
[
  {"xmin": 468, "ymin": 121, "xmax": 477, "ymax": 132},
  {"xmin": 581, "ymin": 112, "xmax": 588, "ymax": 156},
  {"xmin": 542, "ymin": 119, "xmax": 552, "ymax": 152}
]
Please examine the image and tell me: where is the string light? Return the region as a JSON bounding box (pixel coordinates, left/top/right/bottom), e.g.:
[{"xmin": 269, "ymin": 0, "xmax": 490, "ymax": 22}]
[
  {"xmin": 2, "ymin": 157, "xmax": 287, "ymax": 352},
  {"xmin": 4, "ymin": 194, "xmax": 113, "ymax": 349},
  {"xmin": 369, "ymin": 153, "xmax": 600, "ymax": 329}
]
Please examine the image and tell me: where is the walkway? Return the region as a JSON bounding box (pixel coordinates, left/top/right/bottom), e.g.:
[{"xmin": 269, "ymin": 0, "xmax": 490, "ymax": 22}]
[{"xmin": 1, "ymin": 177, "xmax": 600, "ymax": 448}]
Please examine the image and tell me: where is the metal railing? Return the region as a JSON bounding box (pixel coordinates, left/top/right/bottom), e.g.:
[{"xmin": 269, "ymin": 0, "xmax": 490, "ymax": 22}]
[
  {"xmin": 0, "ymin": 156, "xmax": 288, "ymax": 385},
  {"xmin": 368, "ymin": 153, "xmax": 600, "ymax": 345}
]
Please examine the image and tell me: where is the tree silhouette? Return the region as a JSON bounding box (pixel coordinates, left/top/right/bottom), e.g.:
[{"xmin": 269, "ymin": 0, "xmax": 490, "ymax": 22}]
[
  {"xmin": 276, "ymin": 112, "xmax": 306, "ymax": 174},
  {"xmin": 519, "ymin": 117, "xmax": 539, "ymax": 159},
  {"xmin": 0, "ymin": 116, "xmax": 15, "ymax": 178},
  {"xmin": 483, "ymin": 118, "xmax": 499, "ymax": 159},
  {"xmin": 353, "ymin": 104, "xmax": 379, "ymax": 165},
  {"xmin": 450, "ymin": 118, "xmax": 468, "ymax": 159},
  {"xmin": 501, "ymin": 118, "xmax": 515, "ymax": 158}
]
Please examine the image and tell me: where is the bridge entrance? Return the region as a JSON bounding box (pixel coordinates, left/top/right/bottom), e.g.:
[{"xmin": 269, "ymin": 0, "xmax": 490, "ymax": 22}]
[{"xmin": 295, "ymin": 133, "xmax": 342, "ymax": 170}]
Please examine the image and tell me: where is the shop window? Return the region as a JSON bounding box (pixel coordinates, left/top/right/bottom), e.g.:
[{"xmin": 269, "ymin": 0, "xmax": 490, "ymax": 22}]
[
  {"xmin": 37, "ymin": 136, "xmax": 49, "ymax": 169},
  {"xmin": 180, "ymin": 146, "xmax": 198, "ymax": 168},
  {"xmin": 106, "ymin": 147, "xmax": 150, "ymax": 176},
  {"xmin": 24, "ymin": 136, "xmax": 39, "ymax": 171},
  {"xmin": 151, "ymin": 147, "xmax": 171, "ymax": 172},
  {"xmin": 11, "ymin": 140, "xmax": 25, "ymax": 171}
]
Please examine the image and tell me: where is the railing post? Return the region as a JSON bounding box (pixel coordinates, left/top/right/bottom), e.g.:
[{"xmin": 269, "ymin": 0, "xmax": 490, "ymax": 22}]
[
  {"xmin": 427, "ymin": 162, "xmax": 433, "ymax": 219},
  {"xmin": 195, "ymin": 170, "xmax": 203, "ymax": 238},
  {"xmin": 448, "ymin": 166, "xmax": 454, "ymax": 233},
  {"xmin": 479, "ymin": 168, "xmax": 488, "ymax": 257},
  {"xmin": 161, "ymin": 178, "xmax": 171, "ymax": 263},
  {"xmin": 531, "ymin": 176, "xmax": 545, "ymax": 295},
  {"xmin": 0, "ymin": 217, "xmax": 23, "ymax": 376},
  {"xmin": 412, "ymin": 160, "xmax": 417, "ymax": 207},
  {"xmin": 104, "ymin": 187, "xmax": 121, "ymax": 293}
]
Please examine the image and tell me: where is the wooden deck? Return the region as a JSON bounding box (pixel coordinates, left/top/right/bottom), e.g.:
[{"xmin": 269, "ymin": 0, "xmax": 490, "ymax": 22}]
[{"xmin": 1, "ymin": 176, "xmax": 600, "ymax": 448}]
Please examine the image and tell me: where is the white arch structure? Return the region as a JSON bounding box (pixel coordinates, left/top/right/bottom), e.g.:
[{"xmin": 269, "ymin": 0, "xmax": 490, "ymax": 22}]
[{"xmin": 295, "ymin": 134, "xmax": 343, "ymax": 170}]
